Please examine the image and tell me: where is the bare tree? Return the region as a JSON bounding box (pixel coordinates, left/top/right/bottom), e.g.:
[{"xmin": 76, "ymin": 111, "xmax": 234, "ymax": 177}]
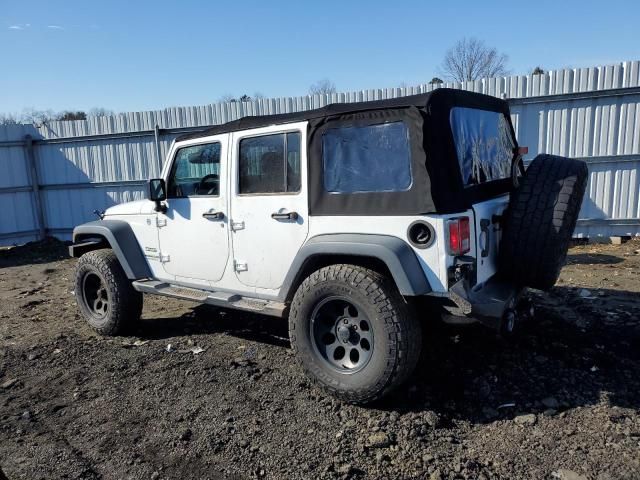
[
  {"xmin": 1, "ymin": 108, "xmax": 109, "ymax": 126},
  {"xmin": 309, "ymin": 79, "xmax": 336, "ymax": 96},
  {"xmin": 57, "ymin": 111, "xmax": 87, "ymax": 121},
  {"xmin": 21, "ymin": 108, "xmax": 56, "ymax": 126},
  {"xmin": 219, "ymin": 93, "xmax": 256, "ymax": 103},
  {"xmin": 0, "ymin": 113, "xmax": 20, "ymax": 125},
  {"xmin": 89, "ymin": 107, "xmax": 114, "ymax": 117},
  {"xmin": 441, "ymin": 38, "xmax": 509, "ymax": 82}
]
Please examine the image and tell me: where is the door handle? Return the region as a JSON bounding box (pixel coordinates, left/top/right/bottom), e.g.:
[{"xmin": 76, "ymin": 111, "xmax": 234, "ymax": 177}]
[
  {"xmin": 202, "ymin": 210, "xmax": 225, "ymax": 220},
  {"xmin": 271, "ymin": 211, "xmax": 299, "ymax": 221}
]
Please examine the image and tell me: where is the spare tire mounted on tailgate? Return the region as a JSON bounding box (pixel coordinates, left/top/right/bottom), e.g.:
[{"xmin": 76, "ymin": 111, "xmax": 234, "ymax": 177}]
[{"xmin": 499, "ymin": 154, "xmax": 588, "ymax": 291}]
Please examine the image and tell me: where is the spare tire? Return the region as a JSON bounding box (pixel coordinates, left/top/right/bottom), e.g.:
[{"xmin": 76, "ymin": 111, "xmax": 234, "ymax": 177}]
[{"xmin": 499, "ymin": 154, "xmax": 588, "ymax": 290}]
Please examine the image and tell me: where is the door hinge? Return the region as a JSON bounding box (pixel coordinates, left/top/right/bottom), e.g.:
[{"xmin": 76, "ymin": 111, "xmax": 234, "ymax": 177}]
[
  {"xmin": 160, "ymin": 254, "xmax": 170, "ymax": 263},
  {"xmin": 156, "ymin": 217, "xmax": 167, "ymax": 228},
  {"xmin": 234, "ymin": 260, "xmax": 248, "ymax": 272},
  {"xmin": 231, "ymin": 220, "xmax": 245, "ymax": 232},
  {"xmin": 144, "ymin": 246, "xmax": 160, "ymax": 259}
]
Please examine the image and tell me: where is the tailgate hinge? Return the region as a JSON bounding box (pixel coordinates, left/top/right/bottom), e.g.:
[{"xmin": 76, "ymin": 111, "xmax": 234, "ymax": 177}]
[
  {"xmin": 480, "ymin": 219, "xmax": 491, "ymax": 258},
  {"xmin": 160, "ymin": 254, "xmax": 170, "ymax": 263},
  {"xmin": 156, "ymin": 217, "xmax": 167, "ymax": 228}
]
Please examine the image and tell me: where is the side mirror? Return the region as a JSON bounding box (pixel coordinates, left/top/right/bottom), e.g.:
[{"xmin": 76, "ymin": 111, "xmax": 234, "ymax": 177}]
[{"xmin": 148, "ymin": 179, "xmax": 167, "ymax": 213}]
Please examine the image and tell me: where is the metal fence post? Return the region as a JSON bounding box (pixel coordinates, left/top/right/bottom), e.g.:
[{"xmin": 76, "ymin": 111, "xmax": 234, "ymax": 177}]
[
  {"xmin": 24, "ymin": 135, "xmax": 46, "ymax": 240},
  {"xmin": 154, "ymin": 124, "xmax": 162, "ymax": 175}
]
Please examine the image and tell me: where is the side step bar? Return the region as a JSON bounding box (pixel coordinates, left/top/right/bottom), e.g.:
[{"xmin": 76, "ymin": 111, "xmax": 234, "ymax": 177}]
[{"xmin": 132, "ymin": 279, "xmax": 287, "ymax": 318}]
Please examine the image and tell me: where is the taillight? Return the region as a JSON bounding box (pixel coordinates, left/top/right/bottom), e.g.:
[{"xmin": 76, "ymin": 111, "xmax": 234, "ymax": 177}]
[{"xmin": 447, "ymin": 217, "xmax": 470, "ymax": 255}]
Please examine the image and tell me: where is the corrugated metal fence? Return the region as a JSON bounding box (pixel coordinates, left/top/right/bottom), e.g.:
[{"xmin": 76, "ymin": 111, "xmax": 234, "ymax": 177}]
[{"xmin": 1, "ymin": 60, "xmax": 639, "ymax": 246}]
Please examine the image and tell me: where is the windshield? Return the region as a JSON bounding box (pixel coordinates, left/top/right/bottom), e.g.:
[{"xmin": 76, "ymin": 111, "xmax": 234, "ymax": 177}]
[{"xmin": 450, "ymin": 107, "xmax": 515, "ymax": 186}]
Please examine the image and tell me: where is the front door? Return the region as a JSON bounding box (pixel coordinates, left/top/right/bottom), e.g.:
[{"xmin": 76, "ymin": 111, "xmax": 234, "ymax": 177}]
[
  {"xmin": 230, "ymin": 123, "xmax": 309, "ymax": 290},
  {"xmin": 157, "ymin": 135, "xmax": 230, "ymax": 283}
]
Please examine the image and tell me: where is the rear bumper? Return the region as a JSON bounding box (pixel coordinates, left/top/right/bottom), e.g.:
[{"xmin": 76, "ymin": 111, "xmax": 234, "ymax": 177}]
[{"xmin": 447, "ymin": 275, "xmax": 524, "ymax": 330}]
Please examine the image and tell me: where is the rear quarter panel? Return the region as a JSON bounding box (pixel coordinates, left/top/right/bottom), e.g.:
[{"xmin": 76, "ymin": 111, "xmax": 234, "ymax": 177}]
[{"xmin": 308, "ymin": 214, "xmax": 477, "ymax": 293}]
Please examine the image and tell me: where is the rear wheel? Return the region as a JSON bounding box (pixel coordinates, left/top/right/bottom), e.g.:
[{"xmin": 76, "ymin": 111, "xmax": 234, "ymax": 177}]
[
  {"xmin": 75, "ymin": 249, "xmax": 143, "ymax": 335},
  {"xmin": 499, "ymin": 154, "xmax": 588, "ymax": 290},
  {"xmin": 289, "ymin": 264, "xmax": 421, "ymax": 404}
]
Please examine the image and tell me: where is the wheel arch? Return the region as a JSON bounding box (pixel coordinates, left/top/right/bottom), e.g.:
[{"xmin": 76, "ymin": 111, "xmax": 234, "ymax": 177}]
[
  {"xmin": 279, "ymin": 233, "xmax": 431, "ymax": 302},
  {"xmin": 69, "ymin": 220, "xmax": 152, "ymax": 280}
]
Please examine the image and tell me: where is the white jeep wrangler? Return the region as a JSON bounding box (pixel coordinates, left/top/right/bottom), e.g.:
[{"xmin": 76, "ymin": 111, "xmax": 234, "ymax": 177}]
[{"xmin": 69, "ymin": 89, "xmax": 587, "ymax": 404}]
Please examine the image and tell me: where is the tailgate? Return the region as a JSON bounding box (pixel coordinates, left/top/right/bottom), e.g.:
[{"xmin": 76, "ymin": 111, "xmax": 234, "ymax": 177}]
[{"xmin": 472, "ymin": 195, "xmax": 509, "ymax": 285}]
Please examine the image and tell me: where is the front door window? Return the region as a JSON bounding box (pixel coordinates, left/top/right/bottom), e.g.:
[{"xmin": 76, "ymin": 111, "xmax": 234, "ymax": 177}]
[{"xmin": 168, "ymin": 142, "xmax": 221, "ymax": 197}]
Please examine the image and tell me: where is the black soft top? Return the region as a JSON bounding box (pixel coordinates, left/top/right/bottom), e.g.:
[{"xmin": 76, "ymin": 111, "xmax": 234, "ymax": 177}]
[
  {"xmin": 177, "ymin": 89, "xmax": 516, "ymax": 215},
  {"xmin": 176, "ymin": 88, "xmax": 507, "ymax": 142}
]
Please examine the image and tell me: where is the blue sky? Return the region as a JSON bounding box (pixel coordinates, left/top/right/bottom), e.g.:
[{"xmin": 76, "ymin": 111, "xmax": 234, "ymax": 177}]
[{"xmin": 1, "ymin": 0, "xmax": 639, "ymax": 114}]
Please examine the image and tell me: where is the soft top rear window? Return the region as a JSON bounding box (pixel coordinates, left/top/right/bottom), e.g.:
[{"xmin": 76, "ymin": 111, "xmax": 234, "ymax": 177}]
[
  {"xmin": 450, "ymin": 107, "xmax": 515, "ymax": 186},
  {"xmin": 322, "ymin": 121, "xmax": 412, "ymax": 194}
]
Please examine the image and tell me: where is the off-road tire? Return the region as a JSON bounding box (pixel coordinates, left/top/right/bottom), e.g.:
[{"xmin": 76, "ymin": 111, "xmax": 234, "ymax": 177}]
[
  {"xmin": 499, "ymin": 154, "xmax": 588, "ymax": 290},
  {"xmin": 289, "ymin": 264, "xmax": 421, "ymax": 404},
  {"xmin": 75, "ymin": 249, "xmax": 143, "ymax": 335}
]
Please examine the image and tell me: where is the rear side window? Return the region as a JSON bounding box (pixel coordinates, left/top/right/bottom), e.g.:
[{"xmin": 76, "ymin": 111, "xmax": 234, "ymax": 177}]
[
  {"xmin": 238, "ymin": 132, "xmax": 301, "ymax": 194},
  {"xmin": 322, "ymin": 122, "xmax": 412, "ymax": 193},
  {"xmin": 450, "ymin": 107, "xmax": 515, "ymax": 186}
]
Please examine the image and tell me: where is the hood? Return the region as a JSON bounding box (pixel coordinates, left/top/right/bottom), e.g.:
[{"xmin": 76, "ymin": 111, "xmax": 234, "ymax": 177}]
[{"xmin": 104, "ymin": 199, "xmax": 150, "ymax": 216}]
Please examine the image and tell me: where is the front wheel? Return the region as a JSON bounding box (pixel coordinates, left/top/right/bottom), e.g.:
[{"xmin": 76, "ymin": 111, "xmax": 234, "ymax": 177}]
[
  {"xmin": 288, "ymin": 264, "xmax": 421, "ymax": 404},
  {"xmin": 74, "ymin": 249, "xmax": 143, "ymax": 335}
]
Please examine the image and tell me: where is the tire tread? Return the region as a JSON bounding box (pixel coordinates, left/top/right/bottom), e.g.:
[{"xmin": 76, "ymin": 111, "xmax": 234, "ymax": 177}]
[
  {"xmin": 289, "ymin": 264, "xmax": 421, "ymax": 404},
  {"xmin": 75, "ymin": 249, "xmax": 142, "ymax": 336},
  {"xmin": 499, "ymin": 154, "xmax": 588, "ymax": 290}
]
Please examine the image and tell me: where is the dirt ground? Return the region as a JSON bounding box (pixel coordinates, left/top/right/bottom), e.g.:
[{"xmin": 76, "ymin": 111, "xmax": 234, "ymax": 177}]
[{"xmin": 0, "ymin": 239, "xmax": 639, "ymax": 480}]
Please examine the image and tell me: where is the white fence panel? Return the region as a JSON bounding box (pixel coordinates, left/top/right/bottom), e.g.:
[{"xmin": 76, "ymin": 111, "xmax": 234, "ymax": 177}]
[{"xmin": 1, "ymin": 60, "xmax": 639, "ymax": 245}]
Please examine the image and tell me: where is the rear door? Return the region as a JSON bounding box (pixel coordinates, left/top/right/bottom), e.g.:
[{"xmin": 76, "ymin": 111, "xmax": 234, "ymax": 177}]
[{"xmin": 229, "ymin": 123, "xmax": 309, "ymax": 290}]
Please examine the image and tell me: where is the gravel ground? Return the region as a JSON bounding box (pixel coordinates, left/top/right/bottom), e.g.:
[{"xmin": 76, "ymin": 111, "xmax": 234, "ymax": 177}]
[{"xmin": 1, "ymin": 238, "xmax": 639, "ymax": 480}]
